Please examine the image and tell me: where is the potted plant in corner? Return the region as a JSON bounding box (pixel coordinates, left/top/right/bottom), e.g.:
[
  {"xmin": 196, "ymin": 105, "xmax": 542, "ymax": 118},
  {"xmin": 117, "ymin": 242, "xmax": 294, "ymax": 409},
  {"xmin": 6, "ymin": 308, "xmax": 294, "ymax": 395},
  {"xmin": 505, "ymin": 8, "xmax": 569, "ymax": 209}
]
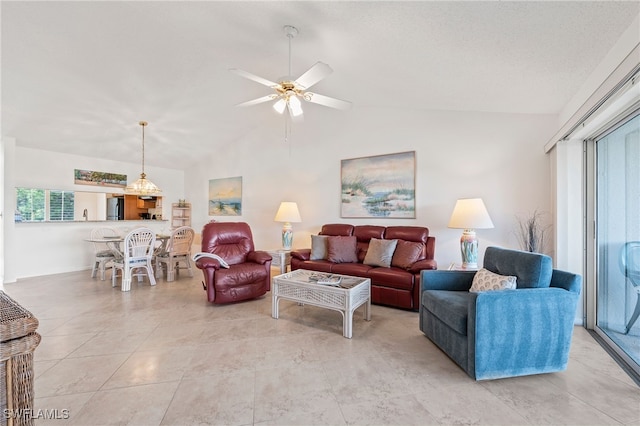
[{"xmin": 515, "ymin": 210, "xmax": 551, "ymax": 254}]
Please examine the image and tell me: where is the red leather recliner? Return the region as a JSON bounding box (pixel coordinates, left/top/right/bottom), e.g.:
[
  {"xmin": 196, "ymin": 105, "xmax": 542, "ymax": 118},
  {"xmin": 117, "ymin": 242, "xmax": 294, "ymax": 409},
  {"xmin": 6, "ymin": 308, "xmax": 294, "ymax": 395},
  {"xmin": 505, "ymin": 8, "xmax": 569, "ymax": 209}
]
[{"xmin": 195, "ymin": 222, "xmax": 272, "ymax": 304}]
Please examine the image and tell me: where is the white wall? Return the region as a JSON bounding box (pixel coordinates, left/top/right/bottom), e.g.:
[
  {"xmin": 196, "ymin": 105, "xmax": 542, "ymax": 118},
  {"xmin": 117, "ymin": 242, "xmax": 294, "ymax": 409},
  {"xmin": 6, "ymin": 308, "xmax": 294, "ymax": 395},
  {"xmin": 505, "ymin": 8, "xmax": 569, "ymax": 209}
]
[
  {"xmin": 553, "ymin": 139, "xmax": 585, "ymax": 324},
  {"xmin": 558, "ymin": 14, "xmax": 640, "ymax": 129},
  {"xmin": 185, "ymin": 106, "xmax": 557, "ymax": 269},
  {"xmin": 4, "ymin": 147, "xmax": 185, "ymax": 281}
]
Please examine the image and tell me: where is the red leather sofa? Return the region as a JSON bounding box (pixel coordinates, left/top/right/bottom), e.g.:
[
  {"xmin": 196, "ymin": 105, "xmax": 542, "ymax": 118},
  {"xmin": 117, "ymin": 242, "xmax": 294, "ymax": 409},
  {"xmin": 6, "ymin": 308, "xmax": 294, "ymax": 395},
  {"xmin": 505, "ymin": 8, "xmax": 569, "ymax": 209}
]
[{"xmin": 290, "ymin": 224, "xmax": 436, "ymax": 310}]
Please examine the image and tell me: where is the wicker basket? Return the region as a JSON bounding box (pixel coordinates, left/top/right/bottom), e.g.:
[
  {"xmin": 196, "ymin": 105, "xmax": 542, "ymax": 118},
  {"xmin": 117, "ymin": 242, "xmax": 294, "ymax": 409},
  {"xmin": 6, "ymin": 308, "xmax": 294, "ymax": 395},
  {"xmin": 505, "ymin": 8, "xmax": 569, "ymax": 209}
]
[{"xmin": 0, "ymin": 291, "xmax": 40, "ymax": 426}]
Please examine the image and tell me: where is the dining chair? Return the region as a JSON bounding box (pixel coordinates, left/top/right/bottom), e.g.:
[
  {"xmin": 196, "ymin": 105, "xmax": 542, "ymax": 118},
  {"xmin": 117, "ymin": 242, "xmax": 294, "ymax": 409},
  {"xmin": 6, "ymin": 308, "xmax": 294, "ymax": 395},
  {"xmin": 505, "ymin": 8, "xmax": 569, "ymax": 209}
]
[
  {"xmin": 111, "ymin": 227, "xmax": 156, "ymax": 291},
  {"xmin": 156, "ymin": 226, "xmax": 195, "ymax": 282},
  {"xmin": 90, "ymin": 227, "xmax": 119, "ymax": 281},
  {"xmin": 620, "ymin": 241, "xmax": 640, "ymax": 334}
]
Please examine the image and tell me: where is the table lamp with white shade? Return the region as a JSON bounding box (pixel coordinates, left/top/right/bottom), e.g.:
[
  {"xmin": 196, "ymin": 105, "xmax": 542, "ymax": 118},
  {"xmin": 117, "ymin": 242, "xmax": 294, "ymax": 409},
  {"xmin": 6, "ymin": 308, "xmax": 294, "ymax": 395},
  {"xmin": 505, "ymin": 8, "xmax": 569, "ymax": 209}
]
[
  {"xmin": 448, "ymin": 198, "xmax": 494, "ymax": 269},
  {"xmin": 274, "ymin": 202, "xmax": 302, "ymax": 250}
]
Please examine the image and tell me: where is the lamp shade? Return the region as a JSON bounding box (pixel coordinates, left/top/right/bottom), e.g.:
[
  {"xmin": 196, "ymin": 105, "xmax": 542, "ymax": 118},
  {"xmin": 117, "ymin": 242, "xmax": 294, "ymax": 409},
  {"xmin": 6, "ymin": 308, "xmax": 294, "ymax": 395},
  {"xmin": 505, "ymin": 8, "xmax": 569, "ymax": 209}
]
[
  {"xmin": 274, "ymin": 202, "xmax": 302, "ymax": 223},
  {"xmin": 124, "ymin": 173, "xmax": 162, "ymax": 196},
  {"xmin": 448, "ymin": 198, "xmax": 494, "ymax": 229}
]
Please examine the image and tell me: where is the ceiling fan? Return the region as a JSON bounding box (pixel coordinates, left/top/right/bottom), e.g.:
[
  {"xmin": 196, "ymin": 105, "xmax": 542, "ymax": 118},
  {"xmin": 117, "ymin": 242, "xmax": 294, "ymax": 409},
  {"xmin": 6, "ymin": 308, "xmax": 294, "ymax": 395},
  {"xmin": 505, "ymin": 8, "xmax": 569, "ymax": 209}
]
[{"xmin": 230, "ymin": 25, "xmax": 351, "ymax": 119}]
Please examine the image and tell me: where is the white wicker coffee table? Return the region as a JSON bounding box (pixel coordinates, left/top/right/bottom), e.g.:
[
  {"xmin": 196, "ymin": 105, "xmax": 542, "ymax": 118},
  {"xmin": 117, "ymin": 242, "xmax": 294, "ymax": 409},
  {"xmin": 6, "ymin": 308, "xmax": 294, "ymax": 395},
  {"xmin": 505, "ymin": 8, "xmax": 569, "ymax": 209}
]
[{"xmin": 272, "ymin": 269, "xmax": 371, "ymax": 338}]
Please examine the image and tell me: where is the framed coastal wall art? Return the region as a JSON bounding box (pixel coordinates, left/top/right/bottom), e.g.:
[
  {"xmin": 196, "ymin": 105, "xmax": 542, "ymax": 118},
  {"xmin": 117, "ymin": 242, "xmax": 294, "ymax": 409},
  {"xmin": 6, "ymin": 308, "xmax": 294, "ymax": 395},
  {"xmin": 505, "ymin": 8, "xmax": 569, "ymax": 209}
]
[
  {"xmin": 341, "ymin": 151, "xmax": 416, "ymax": 218},
  {"xmin": 74, "ymin": 169, "xmax": 127, "ymax": 188},
  {"xmin": 208, "ymin": 176, "xmax": 242, "ymax": 216}
]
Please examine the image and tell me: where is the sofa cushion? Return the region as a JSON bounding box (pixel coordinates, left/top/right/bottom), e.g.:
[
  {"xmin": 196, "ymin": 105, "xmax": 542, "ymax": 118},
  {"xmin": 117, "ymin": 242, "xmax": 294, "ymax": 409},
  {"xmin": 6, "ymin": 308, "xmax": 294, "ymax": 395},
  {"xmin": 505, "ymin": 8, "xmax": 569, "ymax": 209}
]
[
  {"xmin": 327, "ymin": 236, "xmax": 358, "ymax": 263},
  {"xmin": 385, "ymin": 226, "xmax": 429, "ymax": 244},
  {"xmin": 330, "ymin": 262, "xmax": 374, "ymax": 276},
  {"xmin": 422, "ymin": 290, "xmax": 471, "ymax": 335},
  {"xmin": 310, "ymin": 235, "xmax": 329, "ymax": 260},
  {"xmin": 320, "ymin": 224, "xmax": 354, "ymax": 237},
  {"xmin": 470, "ymin": 268, "xmax": 517, "ymax": 292},
  {"xmin": 363, "ymin": 238, "xmax": 398, "ymax": 268},
  {"xmin": 294, "ymin": 259, "xmax": 334, "ymax": 273},
  {"xmin": 354, "ymin": 225, "xmax": 386, "ymax": 262},
  {"xmin": 391, "ymin": 240, "xmax": 424, "ymax": 269},
  {"xmin": 214, "ymin": 263, "xmax": 269, "ymax": 288},
  {"xmin": 354, "ymin": 225, "xmax": 386, "ymax": 241},
  {"xmin": 367, "ymin": 267, "xmax": 414, "ymax": 290}
]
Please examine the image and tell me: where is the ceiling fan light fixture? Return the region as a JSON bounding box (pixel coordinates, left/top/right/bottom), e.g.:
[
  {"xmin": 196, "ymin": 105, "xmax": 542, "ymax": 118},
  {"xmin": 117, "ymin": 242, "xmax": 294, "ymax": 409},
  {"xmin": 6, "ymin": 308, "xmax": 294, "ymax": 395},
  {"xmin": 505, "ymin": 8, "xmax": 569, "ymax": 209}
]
[
  {"xmin": 288, "ymin": 95, "xmax": 303, "ymax": 117},
  {"xmin": 231, "ymin": 24, "xmax": 351, "ymax": 119},
  {"xmin": 125, "ymin": 121, "xmax": 162, "ymax": 196},
  {"xmin": 273, "ymin": 98, "xmax": 287, "ymax": 114}
]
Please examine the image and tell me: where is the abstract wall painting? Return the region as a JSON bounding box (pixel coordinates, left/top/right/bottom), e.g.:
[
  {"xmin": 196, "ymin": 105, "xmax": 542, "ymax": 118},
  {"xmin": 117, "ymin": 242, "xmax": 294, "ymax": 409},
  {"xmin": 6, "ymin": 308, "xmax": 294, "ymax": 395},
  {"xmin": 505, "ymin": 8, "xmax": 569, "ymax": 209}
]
[{"xmin": 341, "ymin": 151, "xmax": 416, "ymax": 218}]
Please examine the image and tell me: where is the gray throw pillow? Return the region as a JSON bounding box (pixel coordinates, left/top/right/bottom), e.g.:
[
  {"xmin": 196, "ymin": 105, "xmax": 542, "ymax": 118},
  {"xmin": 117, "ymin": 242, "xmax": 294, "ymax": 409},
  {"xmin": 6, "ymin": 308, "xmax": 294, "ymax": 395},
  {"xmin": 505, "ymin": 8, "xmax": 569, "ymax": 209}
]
[
  {"xmin": 310, "ymin": 235, "xmax": 329, "ymax": 260},
  {"xmin": 363, "ymin": 238, "xmax": 398, "ymax": 268}
]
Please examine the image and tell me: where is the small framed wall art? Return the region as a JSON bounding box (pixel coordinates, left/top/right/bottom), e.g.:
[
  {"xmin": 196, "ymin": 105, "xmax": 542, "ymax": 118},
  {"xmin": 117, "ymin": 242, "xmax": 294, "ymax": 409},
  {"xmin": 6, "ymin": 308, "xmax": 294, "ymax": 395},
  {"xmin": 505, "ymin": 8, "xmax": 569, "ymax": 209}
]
[
  {"xmin": 208, "ymin": 176, "xmax": 242, "ymax": 216},
  {"xmin": 74, "ymin": 169, "xmax": 127, "ymax": 188}
]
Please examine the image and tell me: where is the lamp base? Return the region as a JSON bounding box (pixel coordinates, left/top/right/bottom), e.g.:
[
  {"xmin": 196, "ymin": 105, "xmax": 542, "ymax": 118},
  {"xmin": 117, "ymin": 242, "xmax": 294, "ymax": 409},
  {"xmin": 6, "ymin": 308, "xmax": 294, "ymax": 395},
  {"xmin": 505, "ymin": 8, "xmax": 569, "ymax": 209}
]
[
  {"xmin": 460, "ymin": 229, "xmax": 478, "ymax": 269},
  {"xmin": 281, "ymin": 222, "xmax": 293, "ymax": 250}
]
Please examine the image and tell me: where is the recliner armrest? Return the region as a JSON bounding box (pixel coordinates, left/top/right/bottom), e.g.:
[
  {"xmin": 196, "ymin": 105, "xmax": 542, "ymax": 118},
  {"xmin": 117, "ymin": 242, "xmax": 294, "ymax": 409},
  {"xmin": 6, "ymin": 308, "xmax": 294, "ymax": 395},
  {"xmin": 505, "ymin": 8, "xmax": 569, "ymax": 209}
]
[
  {"xmin": 195, "ymin": 258, "xmax": 221, "ymax": 270},
  {"xmin": 409, "ymin": 259, "xmax": 438, "ymax": 273},
  {"xmin": 290, "ymin": 249, "xmax": 311, "ymax": 261},
  {"xmin": 421, "ymin": 270, "xmax": 476, "ymax": 292},
  {"xmin": 248, "ymin": 250, "xmax": 272, "ymax": 264}
]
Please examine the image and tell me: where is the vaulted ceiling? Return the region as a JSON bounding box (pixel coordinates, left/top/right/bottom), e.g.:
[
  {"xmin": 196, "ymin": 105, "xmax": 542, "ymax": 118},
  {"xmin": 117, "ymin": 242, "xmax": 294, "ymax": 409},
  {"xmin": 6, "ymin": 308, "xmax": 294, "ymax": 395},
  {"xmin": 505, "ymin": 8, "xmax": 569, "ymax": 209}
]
[{"xmin": 2, "ymin": 1, "xmax": 638, "ymax": 169}]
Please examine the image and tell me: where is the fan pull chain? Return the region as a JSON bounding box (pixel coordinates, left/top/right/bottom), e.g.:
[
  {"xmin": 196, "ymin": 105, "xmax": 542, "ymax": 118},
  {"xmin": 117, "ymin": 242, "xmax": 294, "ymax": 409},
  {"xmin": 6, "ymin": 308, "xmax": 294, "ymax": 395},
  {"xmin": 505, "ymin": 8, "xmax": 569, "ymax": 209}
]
[{"xmin": 284, "ymin": 113, "xmax": 291, "ymax": 144}]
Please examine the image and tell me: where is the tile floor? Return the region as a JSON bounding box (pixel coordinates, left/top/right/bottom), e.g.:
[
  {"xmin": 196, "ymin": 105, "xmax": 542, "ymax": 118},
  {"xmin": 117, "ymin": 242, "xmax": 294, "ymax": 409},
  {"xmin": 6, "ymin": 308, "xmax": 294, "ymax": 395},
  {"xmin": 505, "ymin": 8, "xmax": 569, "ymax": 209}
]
[{"xmin": 3, "ymin": 269, "xmax": 639, "ymax": 425}]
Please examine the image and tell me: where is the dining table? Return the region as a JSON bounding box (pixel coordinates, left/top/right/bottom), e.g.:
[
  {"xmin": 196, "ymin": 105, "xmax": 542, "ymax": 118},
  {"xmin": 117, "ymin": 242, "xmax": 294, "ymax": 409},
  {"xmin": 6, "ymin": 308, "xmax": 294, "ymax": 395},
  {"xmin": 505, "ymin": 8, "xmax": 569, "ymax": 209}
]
[{"xmin": 85, "ymin": 233, "xmax": 171, "ymax": 259}]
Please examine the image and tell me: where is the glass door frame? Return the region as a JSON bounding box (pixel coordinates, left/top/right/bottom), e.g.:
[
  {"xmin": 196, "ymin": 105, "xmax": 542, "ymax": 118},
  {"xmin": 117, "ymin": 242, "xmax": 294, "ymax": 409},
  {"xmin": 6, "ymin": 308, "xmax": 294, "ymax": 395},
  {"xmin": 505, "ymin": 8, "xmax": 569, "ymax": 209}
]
[{"xmin": 585, "ymin": 108, "xmax": 640, "ymax": 380}]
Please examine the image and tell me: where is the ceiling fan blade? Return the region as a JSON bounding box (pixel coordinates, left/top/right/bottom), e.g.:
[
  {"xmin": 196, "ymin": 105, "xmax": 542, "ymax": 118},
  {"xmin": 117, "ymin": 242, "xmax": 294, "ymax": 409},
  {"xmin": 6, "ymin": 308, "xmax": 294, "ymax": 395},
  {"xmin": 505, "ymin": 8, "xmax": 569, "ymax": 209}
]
[
  {"xmin": 294, "ymin": 62, "xmax": 333, "ymax": 90},
  {"xmin": 236, "ymin": 95, "xmax": 277, "ymax": 107},
  {"xmin": 305, "ymin": 92, "xmax": 352, "ymax": 110},
  {"xmin": 230, "ymin": 68, "xmax": 279, "ymax": 88}
]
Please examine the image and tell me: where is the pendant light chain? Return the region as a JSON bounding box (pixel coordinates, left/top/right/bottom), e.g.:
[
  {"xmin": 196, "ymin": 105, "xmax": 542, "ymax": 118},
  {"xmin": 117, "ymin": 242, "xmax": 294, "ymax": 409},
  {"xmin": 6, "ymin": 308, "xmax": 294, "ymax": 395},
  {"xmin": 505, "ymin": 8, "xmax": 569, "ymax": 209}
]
[
  {"xmin": 140, "ymin": 121, "xmax": 147, "ymax": 177},
  {"xmin": 125, "ymin": 120, "xmax": 161, "ymax": 195}
]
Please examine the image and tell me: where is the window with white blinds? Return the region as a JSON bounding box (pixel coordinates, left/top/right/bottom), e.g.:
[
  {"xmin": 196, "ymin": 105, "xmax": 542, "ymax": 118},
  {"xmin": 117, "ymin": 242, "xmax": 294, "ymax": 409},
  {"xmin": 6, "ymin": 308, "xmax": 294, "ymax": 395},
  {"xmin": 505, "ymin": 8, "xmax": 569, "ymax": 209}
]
[
  {"xmin": 15, "ymin": 188, "xmax": 45, "ymax": 221},
  {"xmin": 49, "ymin": 190, "xmax": 75, "ymax": 221},
  {"xmin": 15, "ymin": 188, "xmax": 75, "ymax": 222}
]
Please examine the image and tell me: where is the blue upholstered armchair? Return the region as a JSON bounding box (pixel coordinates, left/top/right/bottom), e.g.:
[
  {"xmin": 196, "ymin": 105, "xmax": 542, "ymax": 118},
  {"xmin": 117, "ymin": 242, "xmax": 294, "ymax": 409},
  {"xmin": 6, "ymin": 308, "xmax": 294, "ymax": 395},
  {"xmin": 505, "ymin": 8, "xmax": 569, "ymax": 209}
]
[{"xmin": 420, "ymin": 247, "xmax": 581, "ymax": 380}]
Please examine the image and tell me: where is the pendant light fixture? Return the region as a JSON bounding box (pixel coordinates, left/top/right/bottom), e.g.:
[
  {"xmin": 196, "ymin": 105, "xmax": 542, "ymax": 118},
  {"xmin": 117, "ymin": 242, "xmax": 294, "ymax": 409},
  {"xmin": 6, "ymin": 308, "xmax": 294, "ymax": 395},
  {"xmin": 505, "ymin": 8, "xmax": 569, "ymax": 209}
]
[{"xmin": 125, "ymin": 121, "xmax": 161, "ymax": 195}]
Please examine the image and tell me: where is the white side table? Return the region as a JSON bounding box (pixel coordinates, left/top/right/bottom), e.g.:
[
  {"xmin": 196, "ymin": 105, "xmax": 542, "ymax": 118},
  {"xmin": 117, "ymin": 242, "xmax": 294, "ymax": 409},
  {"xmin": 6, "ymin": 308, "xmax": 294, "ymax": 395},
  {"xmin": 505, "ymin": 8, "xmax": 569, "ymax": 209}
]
[
  {"xmin": 446, "ymin": 263, "xmax": 478, "ymax": 271},
  {"xmin": 265, "ymin": 249, "xmax": 291, "ymax": 275}
]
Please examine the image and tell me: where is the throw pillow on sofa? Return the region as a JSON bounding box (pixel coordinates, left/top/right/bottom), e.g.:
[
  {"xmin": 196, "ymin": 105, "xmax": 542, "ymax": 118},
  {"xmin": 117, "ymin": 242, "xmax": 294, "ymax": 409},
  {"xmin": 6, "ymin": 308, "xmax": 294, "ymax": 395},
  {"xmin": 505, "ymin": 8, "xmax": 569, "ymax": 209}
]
[
  {"xmin": 310, "ymin": 235, "xmax": 329, "ymax": 260},
  {"xmin": 469, "ymin": 268, "xmax": 517, "ymax": 292},
  {"xmin": 363, "ymin": 238, "xmax": 398, "ymax": 268},
  {"xmin": 391, "ymin": 240, "xmax": 424, "ymax": 269},
  {"xmin": 327, "ymin": 236, "xmax": 358, "ymax": 263}
]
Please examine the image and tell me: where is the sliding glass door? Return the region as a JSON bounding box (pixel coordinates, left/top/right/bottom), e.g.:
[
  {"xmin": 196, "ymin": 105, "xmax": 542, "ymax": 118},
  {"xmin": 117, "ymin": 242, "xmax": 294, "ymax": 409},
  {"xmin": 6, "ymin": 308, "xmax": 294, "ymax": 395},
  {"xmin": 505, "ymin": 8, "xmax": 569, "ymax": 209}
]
[{"xmin": 595, "ymin": 112, "xmax": 640, "ymax": 375}]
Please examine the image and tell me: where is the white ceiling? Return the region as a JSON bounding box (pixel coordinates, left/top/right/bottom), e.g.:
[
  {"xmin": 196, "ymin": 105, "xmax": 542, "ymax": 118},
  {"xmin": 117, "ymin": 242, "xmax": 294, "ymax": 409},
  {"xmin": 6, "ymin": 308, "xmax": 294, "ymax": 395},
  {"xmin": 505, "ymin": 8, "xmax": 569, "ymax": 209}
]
[{"xmin": 2, "ymin": 1, "xmax": 639, "ymax": 170}]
